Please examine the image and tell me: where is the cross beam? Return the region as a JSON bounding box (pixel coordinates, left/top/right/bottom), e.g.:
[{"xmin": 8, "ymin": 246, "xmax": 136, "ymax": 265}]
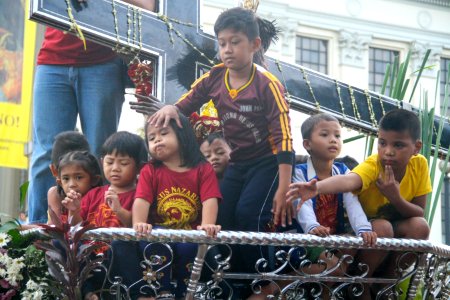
[{"xmin": 29, "ymin": 0, "xmax": 450, "ymax": 154}]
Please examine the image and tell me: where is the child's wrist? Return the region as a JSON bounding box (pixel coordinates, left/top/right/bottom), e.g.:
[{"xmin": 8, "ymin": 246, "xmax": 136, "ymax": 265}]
[{"xmin": 69, "ymin": 208, "xmax": 80, "ymax": 214}]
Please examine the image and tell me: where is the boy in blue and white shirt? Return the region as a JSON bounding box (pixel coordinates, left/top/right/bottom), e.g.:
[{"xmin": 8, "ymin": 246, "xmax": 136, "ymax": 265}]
[{"xmin": 293, "ymin": 113, "xmax": 376, "ymax": 263}]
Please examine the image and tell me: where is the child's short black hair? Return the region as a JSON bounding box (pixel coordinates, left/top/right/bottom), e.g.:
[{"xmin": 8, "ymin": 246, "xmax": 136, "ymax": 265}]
[
  {"xmin": 145, "ymin": 113, "xmax": 206, "ymax": 168},
  {"xmin": 51, "ymin": 131, "xmax": 90, "ymax": 166},
  {"xmin": 57, "ymin": 151, "xmax": 103, "ymax": 196},
  {"xmin": 301, "ymin": 113, "xmax": 340, "ymax": 140},
  {"xmin": 214, "ymin": 7, "xmax": 259, "ymax": 41},
  {"xmin": 203, "ymin": 132, "xmax": 227, "ymax": 145},
  {"xmin": 379, "ymin": 109, "xmax": 421, "ymax": 141},
  {"xmin": 101, "ymin": 131, "xmax": 148, "ymax": 166}
]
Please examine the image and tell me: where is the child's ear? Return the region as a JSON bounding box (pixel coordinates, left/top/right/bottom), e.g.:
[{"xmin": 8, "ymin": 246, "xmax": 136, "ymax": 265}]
[
  {"xmin": 414, "ymin": 140, "xmax": 422, "ymax": 155},
  {"xmin": 252, "ymin": 37, "xmax": 261, "ymax": 52},
  {"xmin": 303, "ymin": 139, "xmax": 311, "ymax": 152},
  {"xmin": 49, "ymin": 164, "xmax": 58, "ymax": 177}
]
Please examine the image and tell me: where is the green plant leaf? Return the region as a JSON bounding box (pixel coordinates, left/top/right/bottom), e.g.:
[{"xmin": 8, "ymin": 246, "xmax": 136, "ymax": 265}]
[
  {"xmin": 408, "ymin": 49, "xmax": 431, "ymax": 103},
  {"xmin": 19, "ymin": 181, "xmax": 29, "ymax": 212},
  {"xmin": 381, "ymin": 63, "xmax": 391, "ymax": 95},
  {"xmin": 428, "ymin": 147, "xmax": 450, "ymax": 227},
  {"xmin": 0, "ymin": 219, "xmax": 19, "ymax": 233}
]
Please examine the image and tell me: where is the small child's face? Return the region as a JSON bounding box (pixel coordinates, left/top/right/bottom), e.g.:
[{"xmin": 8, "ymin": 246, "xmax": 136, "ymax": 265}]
[
  {"xmin": 217, "ymin": 29, "xmax": 260, "ymax": 71},
  {"xmin": 57, "ymin": 164, "xmax": 94, "ymax": 197},
  {"xmin": 147, "ymin": 124, "xmax": 180, "ymax": 163},
  {"xmin": 200, "ymin": 138, "xmax": 231, "ymax": 177},
  {"xmin": 304, "ymin": 121, "xmax": 342, "ymax": 160},
  {"xmin": 377, "ymin": 129, "xmax": 421, "ymax": 170},
  {"xmin": 103, "ymin": 151, "xmax": 138, "ymax": 190}
]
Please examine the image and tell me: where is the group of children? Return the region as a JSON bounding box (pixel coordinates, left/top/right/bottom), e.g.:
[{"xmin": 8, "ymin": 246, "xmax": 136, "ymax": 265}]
[{"xmin": 30, "ymin": 6, "xmax": 432, "ymax": 300}]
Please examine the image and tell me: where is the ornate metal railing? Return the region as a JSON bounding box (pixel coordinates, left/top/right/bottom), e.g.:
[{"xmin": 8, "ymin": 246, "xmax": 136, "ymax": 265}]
[
  {"xmin": 407, "ymin": 0, "xmax": 450, "ymax": 7},
  {"xmin": 29, "ymin": 227, "xmax": 450, "ymax": 299}
]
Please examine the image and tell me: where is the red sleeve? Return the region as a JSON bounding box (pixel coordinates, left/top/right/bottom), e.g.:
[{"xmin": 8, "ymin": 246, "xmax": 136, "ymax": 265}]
[
  {"xmin": 199, "ymin": 163, "xmax": 222, "ymax": 202},
  {"xmin": 80, "ymin": 189, "xmax": 94, "ymax": 221},
  {"xmin": 135, "ymin": 164, "xmax": 156, "ymax": 204},
  {"xmin": 263, "ymin": 74, "xmax": 293, "ymax": 164},
  {"xmin": 175, "ymin": 68, "xmax": 215, "ymax": 116}
]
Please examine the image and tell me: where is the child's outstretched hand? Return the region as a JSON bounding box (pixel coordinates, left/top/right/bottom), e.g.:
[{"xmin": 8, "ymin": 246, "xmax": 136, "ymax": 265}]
[
  {"xmin": 376, "ymin": 165, "xmax": 401, "ymax": 202},
  {"xmin": 286, "ymin": 179, "xmax": 319, "ymax": 210},
  {"xmin": 61, "ymin": 189, "xmax": 82, "ymax": 212},
  {"xmin": 197, "ymin": 224, "xmax": 221, "ymax": 237},
  {"xmin": 134, "ymin": 222, "xmax": 152, "ymax": 234},
  {"xmin": 309, "ymin": 226, "xmax": 330, "ymax": 237},
  {"xmin": 360, "ymin": 231, "xmax": 377, "ymax": 247},
  {"xmin": 148, "ymin": 105, "xmax": 182, "ymax": 128},
  {"xmin": 105, "ymin": 187, "xmax": 122, "ymax": 214}
]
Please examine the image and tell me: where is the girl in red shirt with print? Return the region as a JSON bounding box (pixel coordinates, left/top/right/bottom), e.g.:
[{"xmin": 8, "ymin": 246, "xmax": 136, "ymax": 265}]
[{"xmin": 133, "ymin": 113, "xmax": 221, "ymax": 299}]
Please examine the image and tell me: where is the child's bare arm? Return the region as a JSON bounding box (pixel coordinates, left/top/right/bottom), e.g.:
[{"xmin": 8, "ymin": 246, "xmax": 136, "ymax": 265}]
[
  {"xmin": 198, "ymin": 198, "xmax": 220, "ymax": 237},
  {"xmin": 47, "ymin": 186, "xmax": 61, "ymax": 225},
  {"xmin": 376, "ymin": 165, "xmax": 426, "ymax": 218},
  {"xmin": 132, "ymin": 198, "xmax": 152, "ymax": 233},
  {"xmin": 287, "ymin": 173, "xmax": 362, "ymax": 207},
  {"xmin": 272, "ymin": 163, "xmax": 293, "ymax": 227}
]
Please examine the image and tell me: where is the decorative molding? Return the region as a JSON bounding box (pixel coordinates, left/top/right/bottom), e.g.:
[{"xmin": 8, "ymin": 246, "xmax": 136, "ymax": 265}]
[
  {"xmin": 346, "ymin": 0, "xmax": 362, "ymax": 17},
  {"xmin": 417, "ymin": 10, "xmax": 432, "ymax": 29},
  {"xmin": 410, "ymin": 41, "xmax": 442, "ymax": 78},
  {"xmin": 277, "ymin": 18, "xmax": 297, "ymax": 56},
  {"xmin": 338, "ymin": 30, "xmax": 372, "ymax": 68}
]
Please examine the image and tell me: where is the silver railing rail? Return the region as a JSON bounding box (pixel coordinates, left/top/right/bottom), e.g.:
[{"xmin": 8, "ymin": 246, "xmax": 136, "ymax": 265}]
[{"xmin": 23, "ymin": 227, "xmax": 450, "ymax": 299}]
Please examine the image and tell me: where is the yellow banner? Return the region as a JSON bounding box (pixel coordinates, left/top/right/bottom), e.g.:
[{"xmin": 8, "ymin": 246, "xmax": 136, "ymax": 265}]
[{"xmin": 0, "ymin": 0, "xmax": 36, "ymax": 169}]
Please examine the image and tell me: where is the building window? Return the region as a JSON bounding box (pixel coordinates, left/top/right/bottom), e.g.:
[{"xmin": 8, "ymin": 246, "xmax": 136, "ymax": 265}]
[
  {"xmin": 368, "ymin": 47, "xmax": 399, "ymax": 94},
  {"xmin": 295, "ymin": 36, "xmax": 328, "ymax": 74},
  {"xmin": 441, "ymin": 57, "xmax": 450, "ymax": 116}
]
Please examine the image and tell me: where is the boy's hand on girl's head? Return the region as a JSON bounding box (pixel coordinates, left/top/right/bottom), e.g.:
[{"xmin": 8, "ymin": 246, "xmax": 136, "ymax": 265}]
[
  {"xmin": 309, "ymin": 226, "xmax": 330, "ymax": 237},
  {"xmin": 147, "ymin": 105, "xmax": 182, "ymax": 128},
  {"xmin": 286, "ymin": 179, "xmax": 319, "ymax": 210},
  {"xmin": 197, "ymin": 224, "xmax": 221, "ymax": 237},
  {"xmin": 104, "ymin": 187, "xmax": 121, "ymax": 213},
  {"xmin": 376, "ymin": 165, "xmax": 401, "ymax": 201},
  {"xmin": 360, "ymin": 231, "xmax": 377, "ymax": 247},
  {"xmin": 133, "ymin": 222, "xmax": 152, "ymax": 234},
  {"xmin": 272, "ymin": 187, "xmax": 293, "ymax": 227},
  {"xmin": 129, "ymin": 93, "xmax": 165, "ymax": 117},
  {"xmin": 61, "ymin": 189, "xmax": 81, "ymax": 212}
]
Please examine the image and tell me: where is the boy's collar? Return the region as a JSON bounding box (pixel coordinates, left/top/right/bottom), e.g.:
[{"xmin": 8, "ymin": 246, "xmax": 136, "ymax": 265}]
[
  {"xmin": 306, "ymin": 156, "xmax": 317, "ymax": 179},
  {"xmin": 306, "ymin": 156, "xmax": 340, "ymax": 180}
]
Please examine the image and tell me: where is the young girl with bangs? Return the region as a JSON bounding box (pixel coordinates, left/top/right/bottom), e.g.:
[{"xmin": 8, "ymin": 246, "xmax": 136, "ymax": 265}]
[
  {"xmin": 58, "ymin": 150, "xmax": 103, "ymax": 214},
  {"xmin": 132, "ymin": 113, "xmax": 221, "ymax": 299}
]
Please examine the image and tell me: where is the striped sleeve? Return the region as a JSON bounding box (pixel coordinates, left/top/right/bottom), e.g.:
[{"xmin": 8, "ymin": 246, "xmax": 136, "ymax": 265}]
[
  {"xmin": 262, "ymin": 72, "xmax": 293, "ymax": 164},
  {"xmin": 175, "ymin": 69, "xmax": 213, "ymax": 115}
]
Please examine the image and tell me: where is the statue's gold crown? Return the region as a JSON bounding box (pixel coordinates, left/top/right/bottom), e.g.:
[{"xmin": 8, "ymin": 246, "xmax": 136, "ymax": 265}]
[{"xmin": 240, "ymin": 0, "xmax": 259, "ymax": 12}]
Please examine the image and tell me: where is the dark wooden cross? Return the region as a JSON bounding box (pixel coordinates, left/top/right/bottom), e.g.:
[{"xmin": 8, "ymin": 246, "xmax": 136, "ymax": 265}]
[{"xmin": 29, "ymin": 0, "xmax": 449, "ymax": 154}]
